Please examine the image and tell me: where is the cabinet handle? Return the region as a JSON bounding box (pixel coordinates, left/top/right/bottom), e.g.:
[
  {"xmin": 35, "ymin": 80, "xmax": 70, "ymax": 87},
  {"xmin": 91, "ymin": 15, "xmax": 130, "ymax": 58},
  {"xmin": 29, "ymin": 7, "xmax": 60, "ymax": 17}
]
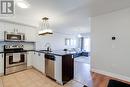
[
  {"xmin": 2, "ymin": 54, "xmax": 3, "ymax": 58},
  {"xmin": 38, "ymin": 53, "xmax": 41, "ymax": 56}
]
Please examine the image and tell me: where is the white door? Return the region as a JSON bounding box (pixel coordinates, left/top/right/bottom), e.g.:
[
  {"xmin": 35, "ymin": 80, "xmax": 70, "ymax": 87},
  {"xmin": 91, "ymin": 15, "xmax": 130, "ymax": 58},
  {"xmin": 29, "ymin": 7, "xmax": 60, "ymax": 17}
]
[{"xmin": 0, "ymin": 54, "xmax": 4, "ymax": 75}]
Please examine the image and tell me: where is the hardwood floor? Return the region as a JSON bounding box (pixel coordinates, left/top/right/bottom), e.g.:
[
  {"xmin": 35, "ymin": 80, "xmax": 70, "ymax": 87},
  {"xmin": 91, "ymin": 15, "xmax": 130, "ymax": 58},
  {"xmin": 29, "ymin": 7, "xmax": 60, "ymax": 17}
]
[
  {"xmin": 91, "ymin": 72, "xmax": 130, "ymax": 87},
  {"xmin": 91, "ymin": 72, "xmax": 110, "ymax": 87},
  {"xmin": 74, "ymin": 58, "xmax": 130, "ymax": 87}
]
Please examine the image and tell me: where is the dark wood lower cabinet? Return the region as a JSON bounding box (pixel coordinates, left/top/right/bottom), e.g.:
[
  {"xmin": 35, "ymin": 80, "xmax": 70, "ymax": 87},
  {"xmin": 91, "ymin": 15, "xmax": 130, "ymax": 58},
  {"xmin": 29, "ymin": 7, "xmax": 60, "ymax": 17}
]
[{"xmin": 62, "ymin": 54, "xmax": 74, "ymax": 84}]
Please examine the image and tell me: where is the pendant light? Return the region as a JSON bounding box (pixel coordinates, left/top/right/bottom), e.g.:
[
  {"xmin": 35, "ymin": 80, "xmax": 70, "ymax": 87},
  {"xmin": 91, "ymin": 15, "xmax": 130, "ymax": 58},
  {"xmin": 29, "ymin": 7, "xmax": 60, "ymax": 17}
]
[{"xmin": 38, "ymin": 17, "xmax": 53, "ymax": 35}]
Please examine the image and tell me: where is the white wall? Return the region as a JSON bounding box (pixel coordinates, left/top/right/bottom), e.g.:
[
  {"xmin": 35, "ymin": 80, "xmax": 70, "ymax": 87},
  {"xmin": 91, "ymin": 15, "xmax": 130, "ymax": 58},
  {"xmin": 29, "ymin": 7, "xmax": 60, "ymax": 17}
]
[
  {"xmin": 0, "ymin": 20, "xmax": 80, "ymax": 51},
  {"xmin": 35, "ymin": 32, "xmax": 78, "ymax": 51},
  {"xmin": 91, "ymin": 7, "xmax": 130, "ymax": 81}
]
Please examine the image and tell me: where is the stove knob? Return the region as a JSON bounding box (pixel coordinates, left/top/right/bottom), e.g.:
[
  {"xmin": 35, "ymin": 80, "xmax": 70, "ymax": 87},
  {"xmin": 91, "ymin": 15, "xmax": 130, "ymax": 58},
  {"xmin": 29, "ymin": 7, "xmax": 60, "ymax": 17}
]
[
  {"xmin": 5, "ymin": 46, "xmax": 9, "ymax": 49},
  {"xmin": 21, "ymin": 45, "xmax": 24, "ymax": 48}
]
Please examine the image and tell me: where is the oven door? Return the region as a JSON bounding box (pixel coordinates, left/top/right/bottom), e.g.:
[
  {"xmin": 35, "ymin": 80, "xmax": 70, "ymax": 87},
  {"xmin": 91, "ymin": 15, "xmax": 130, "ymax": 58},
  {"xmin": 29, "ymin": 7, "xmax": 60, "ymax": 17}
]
[{"xmin": 6, "ymin": 53, "xmax": 27, "ymax": 68}]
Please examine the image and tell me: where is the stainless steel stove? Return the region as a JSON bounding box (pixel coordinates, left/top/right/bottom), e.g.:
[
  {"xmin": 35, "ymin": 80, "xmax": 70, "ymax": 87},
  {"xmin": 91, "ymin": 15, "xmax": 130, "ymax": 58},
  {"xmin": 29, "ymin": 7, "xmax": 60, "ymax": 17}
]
[{"xmin": 4, "ymin": 45, "xmax": 27, "ymax": 75}]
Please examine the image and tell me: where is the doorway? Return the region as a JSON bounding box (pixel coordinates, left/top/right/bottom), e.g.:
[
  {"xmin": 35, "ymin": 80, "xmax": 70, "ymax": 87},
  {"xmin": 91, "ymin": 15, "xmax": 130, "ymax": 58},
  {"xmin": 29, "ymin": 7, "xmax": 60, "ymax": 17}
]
[{"xmin": 74, "ymin": 35, "xmax": 91, "ymax": 86}]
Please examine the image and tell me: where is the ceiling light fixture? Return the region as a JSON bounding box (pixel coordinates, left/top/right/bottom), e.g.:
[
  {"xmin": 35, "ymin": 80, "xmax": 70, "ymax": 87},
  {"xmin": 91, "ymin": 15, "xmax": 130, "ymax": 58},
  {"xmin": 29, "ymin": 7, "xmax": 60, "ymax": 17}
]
[
  {"xmin": 16, "ymin": 0, "xmax": 30, "ymax": 8},
  {"xmin": 38, "ymin": 17, "xmax": 53, "ymax": 35}
]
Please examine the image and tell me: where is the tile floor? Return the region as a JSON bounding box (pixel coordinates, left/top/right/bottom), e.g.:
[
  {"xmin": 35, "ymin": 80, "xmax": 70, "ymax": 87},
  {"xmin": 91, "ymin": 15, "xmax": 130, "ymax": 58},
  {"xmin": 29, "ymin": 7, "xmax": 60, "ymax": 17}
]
[{"xmin": 0, "ymin": 69, "xmax": 84, "ymax": 87}]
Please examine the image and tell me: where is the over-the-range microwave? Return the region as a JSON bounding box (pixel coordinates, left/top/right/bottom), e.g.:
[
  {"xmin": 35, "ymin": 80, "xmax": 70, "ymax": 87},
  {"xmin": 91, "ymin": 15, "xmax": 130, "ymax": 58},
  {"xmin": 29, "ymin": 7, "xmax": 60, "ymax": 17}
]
[{"xmin": 4, "ymin": 31, "xmax": 25, "ymax": 41}]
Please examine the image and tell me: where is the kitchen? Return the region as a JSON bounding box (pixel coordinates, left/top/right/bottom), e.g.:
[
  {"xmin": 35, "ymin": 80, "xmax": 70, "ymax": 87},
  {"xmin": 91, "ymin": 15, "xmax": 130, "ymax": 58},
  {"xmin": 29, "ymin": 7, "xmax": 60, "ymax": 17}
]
[
  {"xmin": 0, "ymin": 20, "xmax": 80, "ymax": 83},
  {"xmin": 2, "ymin": 0, "xmax": 130, "ymax": 87},
  {"xmin": 0, "ymin": 0, "xmax": 90, "ymax": 85}
]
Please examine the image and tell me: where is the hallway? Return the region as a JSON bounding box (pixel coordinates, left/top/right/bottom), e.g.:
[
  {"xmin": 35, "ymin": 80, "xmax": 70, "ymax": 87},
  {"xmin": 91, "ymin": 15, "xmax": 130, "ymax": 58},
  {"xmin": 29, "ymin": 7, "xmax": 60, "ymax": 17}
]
[{"xmin": 74, "ymin": 58, "xmax": 92, "ymax": 87}]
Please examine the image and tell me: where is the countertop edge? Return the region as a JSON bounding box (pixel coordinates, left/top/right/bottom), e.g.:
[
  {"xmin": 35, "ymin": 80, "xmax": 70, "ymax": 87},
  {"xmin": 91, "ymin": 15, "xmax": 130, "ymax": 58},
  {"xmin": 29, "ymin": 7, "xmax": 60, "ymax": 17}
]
[
  {"xmin": 0, "ymin": 50, "xmax": 80, "ymax": 56},
  {"xmin": 0, "ymin": 50, "xmax": 69, "ymax": 56}
]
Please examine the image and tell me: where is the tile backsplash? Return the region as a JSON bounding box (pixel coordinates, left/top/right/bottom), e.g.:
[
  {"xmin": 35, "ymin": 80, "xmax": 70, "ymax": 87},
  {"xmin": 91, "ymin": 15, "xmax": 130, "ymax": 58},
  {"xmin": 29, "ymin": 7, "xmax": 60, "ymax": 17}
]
[{"xmin": 0, "ymin": 42, "xmax": 35, "ymax": 52}]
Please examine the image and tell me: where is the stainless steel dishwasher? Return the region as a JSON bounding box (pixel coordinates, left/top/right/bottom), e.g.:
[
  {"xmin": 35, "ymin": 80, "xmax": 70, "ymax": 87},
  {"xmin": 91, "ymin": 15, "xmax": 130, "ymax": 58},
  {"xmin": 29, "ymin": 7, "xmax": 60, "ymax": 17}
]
[{"xmin": 45, "ymin": 54, "xmax": 55, "ymax": 79}]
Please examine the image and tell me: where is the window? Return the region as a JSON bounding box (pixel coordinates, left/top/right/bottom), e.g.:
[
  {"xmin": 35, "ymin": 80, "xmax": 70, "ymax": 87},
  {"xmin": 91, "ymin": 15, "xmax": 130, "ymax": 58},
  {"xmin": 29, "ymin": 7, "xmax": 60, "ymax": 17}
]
[
  {"xmin": 65, "ymin": 38, "xmax": 76, "ymax": 46},
  {"xmin": 83, "ymin": 38, "xmax": 90, "ymax": 52}
]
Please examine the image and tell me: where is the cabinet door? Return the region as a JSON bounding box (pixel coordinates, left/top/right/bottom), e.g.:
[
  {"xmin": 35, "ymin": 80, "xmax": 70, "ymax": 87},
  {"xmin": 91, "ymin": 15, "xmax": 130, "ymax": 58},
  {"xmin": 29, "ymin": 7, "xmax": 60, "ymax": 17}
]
[
  {"xmin": 36, "ymin": 53, "xmax": 45, "ymax": 73},
  {"xmin": 32, "ymin": 52, "xmax": 40, "ymax": 71},
  {"xmin": 55, "ymin": 56, "xmax": 62, "ymax": 84},
  {"xmin": 32, "ymin": 52, "xmax": 38, "ymax": 69},
  {"xmin": 42, "ymin": 53, "xmax": 45, "ymax": 74},
  {"xmin": 39, "ymin": 53, "xmax": 45, "ymax": 73},
  {"xmin": 27, "ymin": 52, "xmax": 33, "ymax": 67},
  {"xmin": 32, "ymin": 52, "xmax": 45, "ymax": 73},
  {"xmin": 0, "ymin": 54, "xmax": 4, "ymax": 75},
  {"xmin": 62, "ymin": 55, "xmax": 74, "ymax": 83},
  {"xmin": 0, "ymin": 29, "xmax": 4, "ymax": 40}
]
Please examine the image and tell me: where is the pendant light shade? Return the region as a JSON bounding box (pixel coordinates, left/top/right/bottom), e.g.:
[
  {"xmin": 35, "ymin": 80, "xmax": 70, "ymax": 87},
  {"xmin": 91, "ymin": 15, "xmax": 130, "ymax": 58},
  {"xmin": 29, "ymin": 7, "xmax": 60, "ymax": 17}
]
[
  {"xmin": 38, "ymin": 17, "xmax": 53, "ymax": 35},
  {"xmin": 38, "ymin": 29, "xmax": 53, "ymax": 35}
]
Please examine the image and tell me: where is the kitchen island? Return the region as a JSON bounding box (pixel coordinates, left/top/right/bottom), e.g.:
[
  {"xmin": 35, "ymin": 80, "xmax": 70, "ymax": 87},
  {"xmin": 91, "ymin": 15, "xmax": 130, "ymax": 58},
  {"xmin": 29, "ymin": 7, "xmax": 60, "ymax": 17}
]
[{"xmin": 40, "ymin": 50, "xmax": 74, "ymax": 85}]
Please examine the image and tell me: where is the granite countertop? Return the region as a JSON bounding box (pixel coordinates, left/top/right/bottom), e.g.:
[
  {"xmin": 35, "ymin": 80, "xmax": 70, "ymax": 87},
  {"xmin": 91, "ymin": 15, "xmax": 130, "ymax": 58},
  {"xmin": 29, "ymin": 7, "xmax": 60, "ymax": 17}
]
[
  {"xmin": 36, "ymin": 50, "xmax": 77, "ymax": 56},
  {"xmin": 0, "ymin": 52, "xmax": 4, "ymax": 53},
  {"xmin": 0, "ymin": 50, "xmax": 78, "ymax": 56},
  {"xmin": 0, "ymin": 50, "xmax": 35, "ymax": 54}
]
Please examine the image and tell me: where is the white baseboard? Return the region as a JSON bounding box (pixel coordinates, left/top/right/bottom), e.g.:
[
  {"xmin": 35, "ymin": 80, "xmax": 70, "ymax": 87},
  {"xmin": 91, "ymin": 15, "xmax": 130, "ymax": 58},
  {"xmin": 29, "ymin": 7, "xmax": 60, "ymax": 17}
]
[
  {"xmin": 32, "ymin": 66, "xmax": 45, "ymax": 75},
  {"xmin": 91, "ymin": 68, "xmax": 130, "ymax": 82},
  {"xmin": 27, "ymin": 66, "xmax": 33, "ymax": 69},
  {"xmin": 0, "ymin": 73, "xmax": 4, "ymax": 76}
]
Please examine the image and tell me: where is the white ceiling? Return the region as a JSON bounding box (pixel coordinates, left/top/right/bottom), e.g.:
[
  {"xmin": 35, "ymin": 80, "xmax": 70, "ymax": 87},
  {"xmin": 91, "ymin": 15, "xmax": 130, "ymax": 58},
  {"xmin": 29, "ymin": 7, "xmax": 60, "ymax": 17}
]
[{"xmin": 1, "ymin": 0, "xmax": 130, "ymax": 34}]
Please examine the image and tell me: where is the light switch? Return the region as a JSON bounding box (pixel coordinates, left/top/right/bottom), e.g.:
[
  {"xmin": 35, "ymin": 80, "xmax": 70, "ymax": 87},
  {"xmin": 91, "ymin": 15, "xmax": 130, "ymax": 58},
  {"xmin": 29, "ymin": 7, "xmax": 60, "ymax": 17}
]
[{"xmin": 112, "ymin": 36, "xmax": 116, "ymax": 40}]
